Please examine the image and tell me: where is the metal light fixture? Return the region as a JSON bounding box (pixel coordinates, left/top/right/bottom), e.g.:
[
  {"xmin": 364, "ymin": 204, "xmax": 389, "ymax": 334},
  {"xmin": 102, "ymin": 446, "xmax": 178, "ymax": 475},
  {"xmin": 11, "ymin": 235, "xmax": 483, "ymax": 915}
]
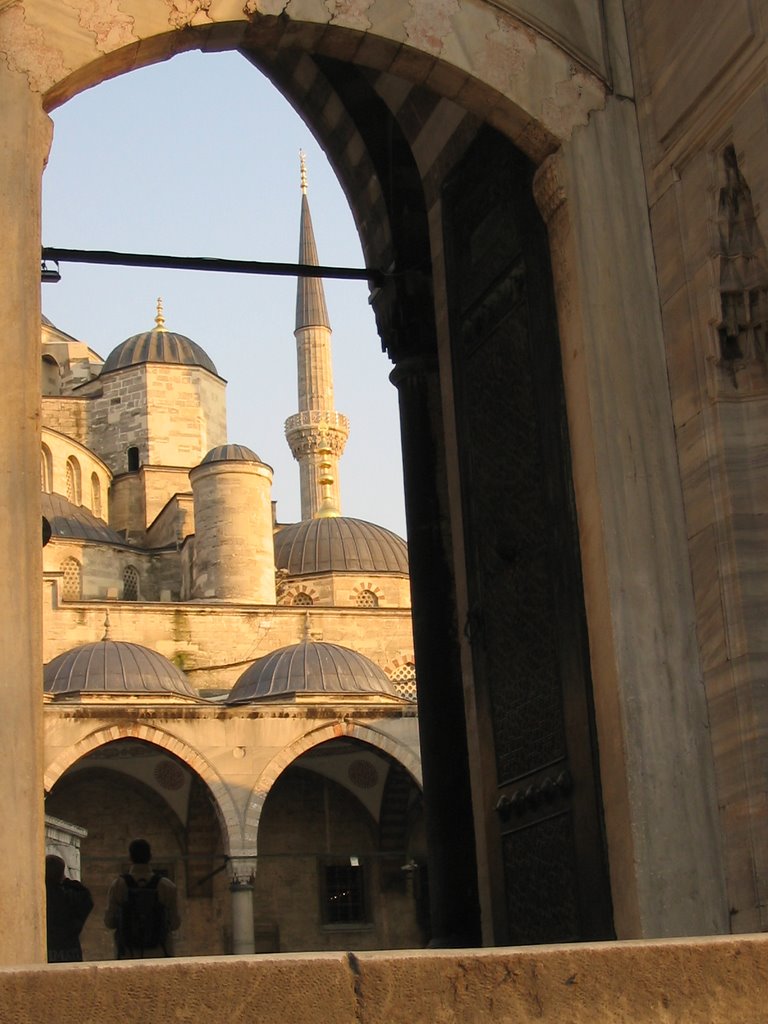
[{"xmin": 41, "ymin": 259, "xmax": 61, "ymax": 283}]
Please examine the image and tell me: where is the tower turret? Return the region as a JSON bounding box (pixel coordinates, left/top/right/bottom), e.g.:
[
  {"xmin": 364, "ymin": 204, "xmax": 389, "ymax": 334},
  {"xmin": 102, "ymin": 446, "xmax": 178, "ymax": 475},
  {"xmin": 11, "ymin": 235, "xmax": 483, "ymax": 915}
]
[
  {"xmin": 284, "ymin": 153, "xmax": 349, "ymax": 520},
  {"xmin": 189, "ymin": 445, "xmax": 276, "ymax": 603}
]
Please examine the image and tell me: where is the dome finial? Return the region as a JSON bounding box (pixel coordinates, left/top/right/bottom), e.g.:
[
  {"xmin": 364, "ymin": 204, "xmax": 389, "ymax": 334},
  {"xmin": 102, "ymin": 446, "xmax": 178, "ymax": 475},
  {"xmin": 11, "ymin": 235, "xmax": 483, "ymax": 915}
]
[
  {"xmin": 300, "ymin": 149, "xmax": 308, "ymax": 196},
  {"xmin": 102, "ymin": 610, "xmax": 111, "ymax": 641},
  {"xmin": 155, "ymin": 297, "xmax": 166, "ymax": 332},
  {"xmin": 302, "ymin": 611, "xmax": 312, "ymax": 641}
]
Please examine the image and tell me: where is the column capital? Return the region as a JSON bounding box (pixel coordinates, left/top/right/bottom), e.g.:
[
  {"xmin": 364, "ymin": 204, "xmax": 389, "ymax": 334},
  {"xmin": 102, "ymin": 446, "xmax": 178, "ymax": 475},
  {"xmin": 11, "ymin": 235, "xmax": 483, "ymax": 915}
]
[
  {"xmin": 227, "ymin": 855, "xmax": 257, "ymax": 886},
  {"xmin": 389, "ymin": 353, "xmax": 439, "ymax": 389}
]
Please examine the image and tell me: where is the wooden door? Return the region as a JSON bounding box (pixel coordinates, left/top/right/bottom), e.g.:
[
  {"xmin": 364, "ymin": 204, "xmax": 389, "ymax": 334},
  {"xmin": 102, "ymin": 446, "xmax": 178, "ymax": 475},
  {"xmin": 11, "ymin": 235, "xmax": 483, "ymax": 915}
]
[{"xmin": 443, "ymin": 128, "xmax": 614, "ymax": 944}]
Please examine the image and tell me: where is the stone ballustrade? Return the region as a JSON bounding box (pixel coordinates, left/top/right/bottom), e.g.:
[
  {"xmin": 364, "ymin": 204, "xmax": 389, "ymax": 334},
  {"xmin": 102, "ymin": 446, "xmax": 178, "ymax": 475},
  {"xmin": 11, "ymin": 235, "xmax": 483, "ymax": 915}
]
[
  {"xmin": 2, "ymin": 936, "xmax": 766, "ymax": 1023},
  {"xmin": 284, "ymin": 410, "xmax": 350, "ymax": 458}
]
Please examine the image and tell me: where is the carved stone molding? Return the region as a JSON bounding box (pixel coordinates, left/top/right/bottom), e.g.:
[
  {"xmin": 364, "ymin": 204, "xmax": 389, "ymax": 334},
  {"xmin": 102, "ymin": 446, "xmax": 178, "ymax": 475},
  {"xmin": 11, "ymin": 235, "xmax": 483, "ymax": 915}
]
[{"xmin": 533, "ymin": 151, "xmax": 567, "ymax": 225}]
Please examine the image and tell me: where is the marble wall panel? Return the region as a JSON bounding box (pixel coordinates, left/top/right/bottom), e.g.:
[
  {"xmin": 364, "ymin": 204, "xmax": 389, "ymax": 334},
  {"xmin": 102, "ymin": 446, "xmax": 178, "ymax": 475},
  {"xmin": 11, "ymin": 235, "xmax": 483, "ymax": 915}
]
[{"xmin": 633, "ymin": 0, "xmax": 756, "ymax": 145}]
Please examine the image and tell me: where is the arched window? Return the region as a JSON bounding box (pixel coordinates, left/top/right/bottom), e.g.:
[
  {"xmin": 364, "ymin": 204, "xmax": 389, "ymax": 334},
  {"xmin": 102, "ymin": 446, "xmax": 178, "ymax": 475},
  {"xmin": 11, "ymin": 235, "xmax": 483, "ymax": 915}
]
[
  {"xmin": 356, "ymin": 589, "xmax": 379, "ymax": 608},
  {"xmin": 293, "ymin": 592, "xmax": 313, "ymax": 606},
  {"xmin": 390, "ymin": 663, "xmax": 417, "ymax": 702},
  {"xmin": 41, "ymin": 445, "xmax": 53, "ymax": 493},
  {"xmin": 127, "ymin": 446, "xmax": 140, "ymax": 472},
  {"xmin": 123, "ymin": 565, "xmax": 139, "ymax": 601},
  {"xmin": 65, "ymin": 456, "xmax": 81, "ymax": 505},
  {"xmin": 61, "ymin": 557, "xmax": 82, "ymax": 601},
  {"xmin": 90, "ymin": 473, "xmax": 102, "ymax": 519}
]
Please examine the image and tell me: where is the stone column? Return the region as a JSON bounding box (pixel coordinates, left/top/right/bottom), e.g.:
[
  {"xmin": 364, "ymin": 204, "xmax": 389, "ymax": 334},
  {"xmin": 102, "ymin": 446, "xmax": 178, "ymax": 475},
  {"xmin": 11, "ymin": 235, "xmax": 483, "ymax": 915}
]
[
  {"xmin": 389, "ymin": 355, "xmax": 481, "ymax": 947},
  {"xmin": 536, "ymin": 96, "xmax": 728, "ymax": 938},
  {"xmin": 0, "ymin": 63, "xmax": 51, "ymax": 965},
  {"xmin": 228, "ymin": 858, "xmax": 256, "ymax": 955}
]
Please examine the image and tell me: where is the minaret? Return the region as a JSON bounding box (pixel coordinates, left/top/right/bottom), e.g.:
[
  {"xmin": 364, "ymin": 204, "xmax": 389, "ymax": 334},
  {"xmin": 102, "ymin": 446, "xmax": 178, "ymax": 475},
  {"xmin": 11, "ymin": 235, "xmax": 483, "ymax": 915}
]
[{"xmin": 284, "ymin": 152, "xmax": 349, "ymax": 520}]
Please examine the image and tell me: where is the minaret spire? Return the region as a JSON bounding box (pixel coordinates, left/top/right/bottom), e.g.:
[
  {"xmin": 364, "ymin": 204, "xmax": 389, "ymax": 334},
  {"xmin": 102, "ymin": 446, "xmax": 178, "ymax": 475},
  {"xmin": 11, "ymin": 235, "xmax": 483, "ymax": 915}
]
[{"xmin": 285, "ymin": 153, "xmax": 349, "ymax": 520}]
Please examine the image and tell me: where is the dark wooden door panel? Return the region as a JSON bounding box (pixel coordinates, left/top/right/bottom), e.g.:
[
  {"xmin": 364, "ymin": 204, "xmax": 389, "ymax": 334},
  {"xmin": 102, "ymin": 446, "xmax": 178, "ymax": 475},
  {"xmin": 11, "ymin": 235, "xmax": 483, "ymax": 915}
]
[{"xmin": 444, "ymin": 127, "xmax": 613, "ymax": 945}]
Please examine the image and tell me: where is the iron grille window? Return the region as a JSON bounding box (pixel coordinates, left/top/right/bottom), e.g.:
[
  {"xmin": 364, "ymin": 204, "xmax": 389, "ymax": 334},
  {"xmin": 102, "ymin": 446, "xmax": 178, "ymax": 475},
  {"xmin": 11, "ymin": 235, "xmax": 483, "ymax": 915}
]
[
  {"xmin": 390, "ymin": 663, "xmax": 417, "ymax": 701},
  {"xmin": 323, "ymin": 862, "xmax": 366, "ymax": 925},
  {"xmin": 123, "ymin": 565, "xmax": 139, "ymax": 601},
  {"xmin": 61, "ymin": 557, "xmax": 82, "ymax": 601}
]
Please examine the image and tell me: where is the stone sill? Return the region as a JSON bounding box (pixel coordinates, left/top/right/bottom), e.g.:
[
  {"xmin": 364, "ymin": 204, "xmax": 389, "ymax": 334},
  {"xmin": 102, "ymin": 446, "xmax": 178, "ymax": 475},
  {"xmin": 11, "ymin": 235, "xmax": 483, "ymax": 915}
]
[{"xmin": 1, "ymin": 934, "xmax": 766, "ymax": 1023}]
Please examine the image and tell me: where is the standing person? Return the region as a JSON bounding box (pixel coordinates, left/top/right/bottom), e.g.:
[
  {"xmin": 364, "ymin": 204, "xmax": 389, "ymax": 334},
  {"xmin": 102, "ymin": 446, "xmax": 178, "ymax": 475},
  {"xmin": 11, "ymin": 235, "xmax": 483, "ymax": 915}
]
[
  {"xmin": 45, "ymin": 854, "xmax": 94, "ymax": 963},
  {"xmin": 104, "ymin": 839, "xmax": 180, "ymax": 958}
]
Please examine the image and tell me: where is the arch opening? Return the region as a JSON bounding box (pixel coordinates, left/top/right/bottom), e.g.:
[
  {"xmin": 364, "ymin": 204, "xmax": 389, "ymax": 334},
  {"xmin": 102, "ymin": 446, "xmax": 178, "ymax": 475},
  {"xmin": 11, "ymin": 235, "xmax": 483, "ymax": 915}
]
[
  {"xmin": 45, "ymin": 738, "xmax": 227, "ymax": 959},
  {"xmin": 36, "ymin": 10, "xmax": 614, "ymax": 953},
  {"xmin": 252, "ymin": 736, "xmax": 426, "ymax": 952}
]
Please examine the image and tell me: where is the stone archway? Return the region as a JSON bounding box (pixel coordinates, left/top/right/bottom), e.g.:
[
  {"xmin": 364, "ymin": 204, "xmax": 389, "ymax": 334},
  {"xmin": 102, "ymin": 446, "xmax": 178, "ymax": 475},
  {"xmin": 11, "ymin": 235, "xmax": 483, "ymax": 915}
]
[
  {"xmin": 1, "ymin": 0, "xmax": 727, "ymax": 962},
  {"xmin": 241, "ymin": 721, "xmax": 425, "ymax": 951},
  {"xmin": 45, "ymin": 733, "xmax": 232, "ymax": 958},
  {"xmin": 241, "ymin": 720, "xmax": 422, "ymax": 851},
  {"xmin": 44, "ymin": 723, "xmax": 241, "ymax": 852}
]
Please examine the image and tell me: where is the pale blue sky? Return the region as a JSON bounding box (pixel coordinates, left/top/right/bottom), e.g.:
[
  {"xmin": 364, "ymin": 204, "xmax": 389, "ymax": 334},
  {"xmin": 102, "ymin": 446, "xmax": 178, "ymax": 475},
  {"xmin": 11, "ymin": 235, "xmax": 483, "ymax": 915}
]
[{"xmin": 42, "ymin": 49, "xmax": 407, "ymax": 538}]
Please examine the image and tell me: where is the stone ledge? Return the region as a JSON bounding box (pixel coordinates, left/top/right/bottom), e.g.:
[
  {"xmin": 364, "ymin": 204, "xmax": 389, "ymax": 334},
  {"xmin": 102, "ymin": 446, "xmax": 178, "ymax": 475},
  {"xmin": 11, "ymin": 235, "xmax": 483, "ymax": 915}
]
[{"xmin": 1, "ymin": 935, "xmax": 766, "ymax": 1024}]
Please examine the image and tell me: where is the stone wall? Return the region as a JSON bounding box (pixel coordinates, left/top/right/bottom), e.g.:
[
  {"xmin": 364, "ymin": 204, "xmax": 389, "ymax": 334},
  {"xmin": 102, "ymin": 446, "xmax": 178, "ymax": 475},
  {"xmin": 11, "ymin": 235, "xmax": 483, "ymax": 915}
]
[
  {"xmin": 625, "ymin": 0, "xmax": 768, "ymax": 933},
  {"xmin": 144, "ymin": 365, "xmax": 226, "ymax": 469},
  {"xmin": 42, "ymin": 396, "xmax": 92, "ymax": 449},
  {"xmin": 42, "ymin": 595, "xmax": 416, "ymax": 692}
]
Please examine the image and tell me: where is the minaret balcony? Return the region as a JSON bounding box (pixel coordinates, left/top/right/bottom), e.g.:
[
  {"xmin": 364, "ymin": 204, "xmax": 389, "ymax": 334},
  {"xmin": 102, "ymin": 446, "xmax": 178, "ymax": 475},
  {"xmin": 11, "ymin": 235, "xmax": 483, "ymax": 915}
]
[{"xmin": 285, "ymin": 409, "xmax": 349, "ymax": 437}]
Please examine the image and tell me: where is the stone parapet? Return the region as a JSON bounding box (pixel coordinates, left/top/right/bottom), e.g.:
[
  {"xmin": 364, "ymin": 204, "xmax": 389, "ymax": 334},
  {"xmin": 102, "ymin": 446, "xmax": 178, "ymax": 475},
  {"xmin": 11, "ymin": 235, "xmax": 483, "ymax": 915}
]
[{"xmin": 2, "ymin": 936, "xmax": 766, "ymax": 1023}]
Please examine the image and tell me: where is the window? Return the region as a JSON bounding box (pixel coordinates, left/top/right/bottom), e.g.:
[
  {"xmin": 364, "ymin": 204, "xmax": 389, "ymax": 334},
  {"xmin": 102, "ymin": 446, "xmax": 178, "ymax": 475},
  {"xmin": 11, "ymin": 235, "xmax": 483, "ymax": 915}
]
[
  {"xmin": 127, "ymin": 446, "xmax": 140, "ymax": 472},
  {"xmin": 41, "ymin": 445, "xmax": 52, "ymax": 493},
  {"xmin": 123, "ymin": 565, "xmax": 139, "ymax": 601},
  {"xmin": 322, "ymin": 861, "xmax": 367, "ymax": 925},
  {"xmin": 293, "ymin": 592, "xmax": 313, "ymax": 606},
  {"xmin": 390, "ymin": 662, "xmax": 417, "ymax": 702},
  {"xmin": 65, "ymin": 456, "xmax": 81, "ymax": 505},
  {"xmin": 356, "ymin": 589, "xmax": 378, "ymax": 608},
  {"xmin": 91, "ymin": 473, "xmax": 102, "ymax": 519},
  {"xmin": 61, "ymin": 557, "xmax": 82, "ymax": 601}
]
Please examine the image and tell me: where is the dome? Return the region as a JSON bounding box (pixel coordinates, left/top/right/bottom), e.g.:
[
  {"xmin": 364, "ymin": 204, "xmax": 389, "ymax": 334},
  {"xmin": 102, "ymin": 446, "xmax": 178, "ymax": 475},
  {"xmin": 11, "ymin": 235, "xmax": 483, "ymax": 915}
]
[
  {"xmin": 42, "ymin": 492, "xmax": 124, "ymax": 545},
  {"xmin": 227, "ymin": 641, "xmax": 399, "ymax": 704},
  {"xmin": 100, "ymin": 301, "xmax": 217, "ymax": 376},
  {"xmin": 200, "ymin": 444, "xmax": 262, "ymax": 465},
  {"xmin": 274, "ymin": 517, "xmax": 408, "ymax": 576},
  {"xmin": 44, "ymin": 640, "xmax": 198, "ymax": 699}
]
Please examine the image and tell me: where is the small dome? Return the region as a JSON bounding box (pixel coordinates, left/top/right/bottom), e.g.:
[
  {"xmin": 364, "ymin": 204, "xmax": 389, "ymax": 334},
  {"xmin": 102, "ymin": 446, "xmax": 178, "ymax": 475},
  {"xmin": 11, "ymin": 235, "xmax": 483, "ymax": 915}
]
[
  {"xmin": 101, "ymin": 301, "xmax": 217, "ymax": 376},
  {"xmin": 227, "ymin": 641, "xmax": 399, "ymax": 704},
  {"xmin": 201, "ymin": 444, "xmax": 262, "ymax": 465},
  {"xmin": 44, "ymin": 640, "xmax": 198, "ymax": 699},
  {"xmin": 42, "ymin": 492, "xmax": 124, "ymax": 545},
  {"xmin": 274, "ymin": 517, "xmax": 408, "ymax": 576}
]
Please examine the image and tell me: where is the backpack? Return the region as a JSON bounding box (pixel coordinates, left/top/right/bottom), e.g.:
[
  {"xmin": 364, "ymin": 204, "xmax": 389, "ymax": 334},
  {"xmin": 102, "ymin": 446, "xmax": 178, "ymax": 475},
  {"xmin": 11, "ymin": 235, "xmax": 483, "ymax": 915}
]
[{"xmin": 117, "ymin": 873, "xmax": 168, "ymax": 956}]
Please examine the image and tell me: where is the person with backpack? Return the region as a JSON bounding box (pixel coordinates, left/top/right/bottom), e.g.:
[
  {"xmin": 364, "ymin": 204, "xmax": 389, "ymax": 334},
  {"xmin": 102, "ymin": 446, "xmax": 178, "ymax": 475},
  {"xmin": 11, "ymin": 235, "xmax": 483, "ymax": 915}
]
[
  {"xmin": 45, "ymin": 854, "xmax": 94, "ymax": 962},
  {"xmin": 104, "ymin": 839, "xmax": 181, "ymax": 958}
]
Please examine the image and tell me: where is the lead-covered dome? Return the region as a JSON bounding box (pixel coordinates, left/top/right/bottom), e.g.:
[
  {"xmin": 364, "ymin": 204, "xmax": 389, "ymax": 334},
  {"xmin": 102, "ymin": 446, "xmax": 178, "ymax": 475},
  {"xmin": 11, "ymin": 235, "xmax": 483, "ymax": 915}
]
[
  {"xmin": 200, "ymin": 444, "xmax": 262, "ymax": 465},
  {"xmin": 100, "ymin": 300, "xmax": 218, "ymax": 376},
  {"xmin": 44, "ymin": 640, "xmax": 198, "ymax": 699},
  {"xmin": 274, "ymin": 517, "xmax": 408, "ymax": 576},
  {"xmin": 42, "ymin": 492, "xmax": 124, "ymax": 545},
  {"xmin": 227, "ymin": 640, "xmax": 400, "ymax": 704}
]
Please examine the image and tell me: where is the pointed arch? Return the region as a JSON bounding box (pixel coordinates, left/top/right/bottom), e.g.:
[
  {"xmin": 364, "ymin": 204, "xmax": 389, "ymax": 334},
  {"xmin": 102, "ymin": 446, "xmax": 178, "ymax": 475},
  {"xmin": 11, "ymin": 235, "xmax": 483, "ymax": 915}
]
[
  {"xmin": 242, "ymin": 720, "xmax": 422, "ymax": 850},
  {"xmin": 65, "ymin": 456, "xmax": 81, "ymax": 505},
  {"xmin": 44, "ymin": 723, "xmax": 242, "ymax": 852},
  {"xmin": 90, "ymin": 472, "xmax": 102, "ymax": 518},
  {"xmin": 41, "ymin": 445, "xmax": 53, "ymax": 493}
]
